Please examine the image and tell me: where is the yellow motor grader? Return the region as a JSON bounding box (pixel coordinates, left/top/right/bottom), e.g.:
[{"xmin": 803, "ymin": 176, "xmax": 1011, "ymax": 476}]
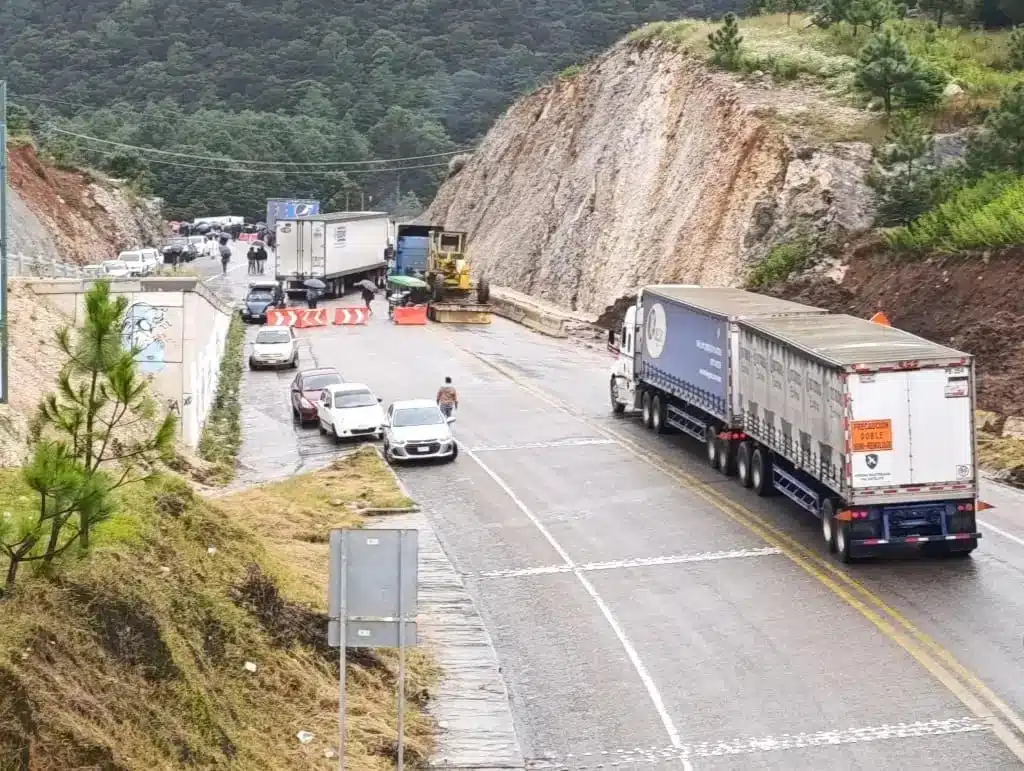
[{"xmin": 425, "ymin": 230, "xmax": 492, "ymax": 323}]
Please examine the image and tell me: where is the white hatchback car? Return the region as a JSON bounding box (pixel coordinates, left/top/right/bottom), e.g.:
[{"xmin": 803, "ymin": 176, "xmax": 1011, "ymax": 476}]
[
  {"xmin": 317, "ymin": 383, "xmax": 385, "ymax": 442},
  {"xmin": 383, "ymin": 399, "xmax": 457, "ymax": 463},
  {"xmin": 117, "ymin": 250, "xmax": 150, "ymax": 276},
  {"xmin": 102, "ymin": 259, "xmax": 131, "ymax": 278},
  {"xmin": 249, "ymin": 326, "xmax": 298, "ymax": 370}
]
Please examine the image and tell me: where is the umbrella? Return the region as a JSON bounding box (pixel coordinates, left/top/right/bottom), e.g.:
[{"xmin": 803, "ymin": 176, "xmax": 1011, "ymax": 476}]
[
  {"xmin": 387, "ymin": 274, "xmax": 429, "ymax": 289},
  {"xmin": 304, "ymin": 278, "xmax": 327, "ymax": 290},
  {"xmin": 356, "ymin": 279, "xmax": 378, "ymax": 292}
]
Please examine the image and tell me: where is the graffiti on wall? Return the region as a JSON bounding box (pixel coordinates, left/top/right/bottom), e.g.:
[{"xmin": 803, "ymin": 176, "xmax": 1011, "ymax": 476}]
[{"xmin": 121, "ymin": 302, "xmax": 172, "ymax": 373}]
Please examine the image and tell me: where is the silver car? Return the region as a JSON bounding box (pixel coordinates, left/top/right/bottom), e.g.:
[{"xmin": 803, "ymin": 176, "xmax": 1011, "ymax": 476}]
[{"xmin": 383, "ymin": 399, "xmax": 457, "ymax": 463}]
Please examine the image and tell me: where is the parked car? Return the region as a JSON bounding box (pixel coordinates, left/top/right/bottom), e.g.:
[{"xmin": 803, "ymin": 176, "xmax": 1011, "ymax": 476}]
[
  {"xmin": 249, "ymin": 326, "xmax": 298, "ymax": 370},
  {"xmin": 317, "ymin": 383, "xmax": 385, "ymax": 442},
  {"xmin": 102, "ymin": 260, "xmax": 131, "ymax": 279},
  {"xmin": 240, "ymin": 282, "xmax": 285, "ymax": 323},
  {"xmin": 82, "ymin": 264, "xmax": 108, "ymax": 279},
  {"xmin": 117, "ymin": 250, "xmax": 150, "ymax": 276},
  {"xmin": 137, "ymin": 247, "xmax": 161, "ymax": 272},
  {"xmin": 383, "ymin": 399, "xmax": 457, "ymax": 463},
  {"xmin": 161, "ymin": 239, "xmax": 198, "ymax": 264},
  {"xmin": 290, "ymin": 367, "xmax": 344, "ymax": 424}
]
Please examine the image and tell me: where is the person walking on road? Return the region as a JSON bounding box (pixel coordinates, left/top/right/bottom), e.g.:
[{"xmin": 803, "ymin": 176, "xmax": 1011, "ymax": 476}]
[
  {"xmin": 436, "ymin": 377, "xmax": 458, "ymax": 418},
  {"xmin": 255, "ymin": 243, "xmax": 268, "ymax": 274},
  {"xmin": 247, "ymin": 245, "xmax": 258, "ymax": 275},
  {"xmin": 361, "ymin": 285, "xmax": 376, "ymax": 314},
  {"xmin": 219, "ymin": 243, "xmax": 232, "ymax": 275}
]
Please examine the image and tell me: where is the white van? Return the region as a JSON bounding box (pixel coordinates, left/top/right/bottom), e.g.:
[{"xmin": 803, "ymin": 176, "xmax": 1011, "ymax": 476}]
[{"xmin": 117, "ymin": 250, "xmax": 150, "ymax": 276}]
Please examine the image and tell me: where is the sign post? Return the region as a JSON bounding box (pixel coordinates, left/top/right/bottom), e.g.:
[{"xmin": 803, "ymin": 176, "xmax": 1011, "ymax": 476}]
[
  {"xmin": 328, "ymin": 528, "xmax": 418, "ymax": 771},
  {"xmin": 1, "ymin": 80, "xmax": 8, "ymax": 403}
]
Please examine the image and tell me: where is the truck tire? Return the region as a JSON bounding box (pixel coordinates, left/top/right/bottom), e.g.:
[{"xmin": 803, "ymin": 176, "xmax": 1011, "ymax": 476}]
[
  {"xmin": 477, "ymin": 278, "xmax": 490, "ymax": 304},
  {"xmin": 821, "ymin": 498, "xmax": 838, "ymax": 553},
  {"xmin": 751, "ymin": 448, "xmax": 773, "ymax": 497},
  {"xmin": 610, "ymin": 379, "xmax": 625, "ymax": 414},
  {"xmin": 651, "ymin": 395, "xmax": 667, "ymax": 434},
  {"xmin": 705, "ymin": 427, "xmax": 719, "ymax": 468},
  {"xmin": 736, "ymin": 442, "xmax": 753, "ymax": 488},
  {"xmin": 716, "ymin": 439, "xmax": 736, "ymax": 476},
  {"xmin": 835, "ymin": 521, "xmax": 854, "ymax": 563},
  {"xmin": 641, "ymin": 391, "xmax": 653, "ymax": 429}
]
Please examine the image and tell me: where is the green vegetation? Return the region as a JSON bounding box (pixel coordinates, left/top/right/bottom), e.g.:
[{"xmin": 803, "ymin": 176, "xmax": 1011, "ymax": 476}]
[
  {"xmin": 1, "ymin": 0, "xmax": 746, "ymax": 220},
  {"xmin": 710, "ymin": 13, "xmax": 746, "ymax": 69},
  {"xmin": 1, "ymin": 281, "xmax": 176, "ymax": 595},
  {"xmin": 198, "ymin": 315, "xmax": 245, "ymax": 485},
  {"xmin": 884, "ymin": 172, "xmax": 1024, "ymax": 252},
  {"xmin": 855, "ymin": 28, "xmax": 945, "ymax": 113},
  {"xmin": 558, "ymin": 64, "xmax": 586, "ymax": 80},
  {"xmin": 0, "ymin": 454, "xmax": 437, "ymax": 769},
  {"xmin": 867, "ymin": 113, "xmax": 950, "ymax": 226},
  {"xmin": 745, "ymin": 234, "xmax": 818, "ymax": 290}
]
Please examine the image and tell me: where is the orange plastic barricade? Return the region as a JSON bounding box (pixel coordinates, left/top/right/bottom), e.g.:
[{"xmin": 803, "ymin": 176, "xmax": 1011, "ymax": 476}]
[
  {"xmin": 333, "ymin": 307, "xmax": 370, "ymax": 326},
  {"xmin": 393, "ymin": 305, "xmax": 428, "ymax": 325},
  {"xmin": 266, "ymin": 309, "xmax": 297, "ymax": 326},
  {"xmin": 295, "ymin": 308, "xmax": 328, "ymax": 328}
]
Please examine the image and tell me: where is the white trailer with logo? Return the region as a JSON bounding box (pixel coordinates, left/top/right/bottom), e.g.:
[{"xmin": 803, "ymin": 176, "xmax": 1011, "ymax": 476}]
[
  {"xmin": 610, "ymin": 286, "xmax": 981, "ymax": 561},
  {"xmin": 275, "ymin": 212, "xmax": 391, "ymax": 298}
]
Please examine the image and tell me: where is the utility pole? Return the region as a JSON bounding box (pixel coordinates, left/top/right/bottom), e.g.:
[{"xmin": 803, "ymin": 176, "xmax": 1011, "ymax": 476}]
[{"xmin": 1, "ymin": 80, "xmax": 9, "ymax": 404}]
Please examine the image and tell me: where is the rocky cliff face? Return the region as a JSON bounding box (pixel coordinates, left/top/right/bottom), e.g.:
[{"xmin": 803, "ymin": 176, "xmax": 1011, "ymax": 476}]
[
  {"xmin": 426, "ymin": 41, "xmax": 875, "ymax": 317},
  {"xmin": 6, "ymin": 144, "xmax": 164, "ymax": 265}
]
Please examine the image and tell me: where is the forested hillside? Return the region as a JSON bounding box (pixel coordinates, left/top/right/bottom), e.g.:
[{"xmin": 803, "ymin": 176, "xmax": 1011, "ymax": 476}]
[{"xmin": 0, "ymin": 0, "xmax": 742, "ymax": 220}]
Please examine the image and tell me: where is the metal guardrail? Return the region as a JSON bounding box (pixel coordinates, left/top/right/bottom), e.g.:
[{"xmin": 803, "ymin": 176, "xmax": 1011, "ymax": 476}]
[{"xmin": 6, "ymin": 253, "xmax": 86, "ymax": 279}]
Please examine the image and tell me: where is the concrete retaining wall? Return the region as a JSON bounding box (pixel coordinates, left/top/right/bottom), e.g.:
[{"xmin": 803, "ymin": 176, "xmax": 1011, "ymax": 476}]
[{"xmin": 25, "ymin": 277, "xmax": 232, "ymax": 448}]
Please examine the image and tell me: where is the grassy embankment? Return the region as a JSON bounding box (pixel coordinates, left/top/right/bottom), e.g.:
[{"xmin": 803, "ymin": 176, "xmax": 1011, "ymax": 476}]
[{"xmin": 0, "ymin": 447, "xmax": 434, "ymax": 770}]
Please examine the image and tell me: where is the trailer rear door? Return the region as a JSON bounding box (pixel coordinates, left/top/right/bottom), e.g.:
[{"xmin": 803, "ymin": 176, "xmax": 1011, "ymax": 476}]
[{"xmin": 847, "ymin": 366, "xmax": 974, "ymax": 490}]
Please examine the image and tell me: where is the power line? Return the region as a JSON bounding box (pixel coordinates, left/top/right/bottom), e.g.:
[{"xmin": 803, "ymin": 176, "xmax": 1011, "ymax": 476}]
[
  {"xmin": 76, "ymin": 145, "xmax": 451, "ymax": 175},
  {"xmin": 49, "ymin": 126, "xmax": 470, "ymax": 166}
]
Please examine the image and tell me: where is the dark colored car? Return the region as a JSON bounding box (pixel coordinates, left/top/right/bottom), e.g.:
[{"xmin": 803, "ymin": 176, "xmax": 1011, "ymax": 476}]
[
  {"xmin": 290, "ymin": 368, "xmax": 344, "ymax": 424},
  {"xmin": 240, "ymin": 282, "xmax": 285, "ymax": 323},
  {"xmin": 161, "ymin": 239, "xmax": 199, "ymax": 264}
]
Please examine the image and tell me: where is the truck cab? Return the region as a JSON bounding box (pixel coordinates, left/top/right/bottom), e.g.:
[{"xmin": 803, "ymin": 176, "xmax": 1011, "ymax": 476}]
[{"xmin": 609, "ymin": 302, "xmax": 641, "ymax": 414}]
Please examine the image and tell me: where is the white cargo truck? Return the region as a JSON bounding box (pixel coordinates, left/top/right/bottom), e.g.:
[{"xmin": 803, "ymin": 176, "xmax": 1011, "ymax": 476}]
[
  {"xmin": 610, "ymin": 286, "xmax": 981, "ymax": 561},
  {"xmin": 275, "ymin": 212, "xmax": 391, "ymax": 299}
]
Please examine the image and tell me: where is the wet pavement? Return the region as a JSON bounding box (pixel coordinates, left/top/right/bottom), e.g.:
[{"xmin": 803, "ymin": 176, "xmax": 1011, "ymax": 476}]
[{"xmin": 206, "ymin": 246, "xmax": 1024, "ymax": 769}]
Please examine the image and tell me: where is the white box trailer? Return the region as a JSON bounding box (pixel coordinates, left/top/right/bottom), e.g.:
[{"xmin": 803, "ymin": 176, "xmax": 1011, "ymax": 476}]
[
  {"xmin": 734, "ymin": 313, "xmax": 980, "ymax": 560},
  {"xmin": 275, "ymin": 212, "xmax": 391, "ymax": 298}
]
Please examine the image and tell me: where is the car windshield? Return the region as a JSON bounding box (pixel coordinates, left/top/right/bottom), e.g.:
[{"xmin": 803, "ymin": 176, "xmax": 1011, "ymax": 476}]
[
  {"xmin": 247, "ymin": 291, "xmax": 273, "ymax": 302},
  {"xmin": 334, "ymin": 390, "xmax": 377, "ymax": 408},
  {"xmin": 392, "ymin": 407, "xmax": 444, "ymax": 427},
  {"xmin": 255, "ymin": 330, "xmax": 290, "ymax": 344},
  {"xmin": 303, "ymin": 373, "xmax": 342, "ymax": 390},
  {"xmin": 103, "ymin": 261, "xmax": 123, "ymax": 269}
]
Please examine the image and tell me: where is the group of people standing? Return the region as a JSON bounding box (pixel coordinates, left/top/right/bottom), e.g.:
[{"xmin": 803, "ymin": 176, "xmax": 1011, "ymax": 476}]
[{"xmin": 247, "ymin": 243, "xmax": 270, "ymax": 274}]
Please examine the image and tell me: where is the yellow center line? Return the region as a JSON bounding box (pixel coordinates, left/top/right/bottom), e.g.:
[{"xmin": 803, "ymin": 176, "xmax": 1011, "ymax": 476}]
[{"xmin": 446, "ymin": 335, "xmax": 1024, "ymax": 762}]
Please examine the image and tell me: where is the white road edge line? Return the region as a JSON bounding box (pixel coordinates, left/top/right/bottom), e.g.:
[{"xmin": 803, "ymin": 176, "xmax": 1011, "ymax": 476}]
[
  {"xmin": 524, "ymin": 716, "xmax": 991, "ymax": 769},
  {"xmin": 472, "ymin": 437, "xmax": 616, "ymax": 452},
  {"xmin": 460, "ymin": 443, "xmax": 695, "ymax": 771},
  {"xmin": 474, "ymin": 547, "xmax": 783, "ymax": 578},
  {"xmin": 978, "ymin": 520, "xmax": 1024, "ymax": 549}
]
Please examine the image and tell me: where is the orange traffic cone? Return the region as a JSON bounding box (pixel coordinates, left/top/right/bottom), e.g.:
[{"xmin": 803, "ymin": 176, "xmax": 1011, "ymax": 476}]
[{"xmin": 870, "ymin": 311, "xmax": 892, "ymax": 326}]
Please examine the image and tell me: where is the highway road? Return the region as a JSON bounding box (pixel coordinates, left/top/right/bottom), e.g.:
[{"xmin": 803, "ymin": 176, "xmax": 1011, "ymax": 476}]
[{"xmin": 198, "ymin": 245, "xmax": 1024, "ymax": 769}]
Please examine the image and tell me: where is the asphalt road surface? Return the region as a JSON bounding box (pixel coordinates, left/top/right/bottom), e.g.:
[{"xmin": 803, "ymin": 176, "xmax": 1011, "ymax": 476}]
[{"xmin": 202, "ymin": 246, "xmax": 1024, "ymax": 769}]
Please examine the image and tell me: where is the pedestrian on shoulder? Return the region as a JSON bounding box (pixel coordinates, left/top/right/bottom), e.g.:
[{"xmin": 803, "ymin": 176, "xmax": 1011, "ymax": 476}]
[
  {"xmin": 436, "ymin": 377, "xmax": 458, "ymax": 418},
  {"xmin": 361, "ymin": 286, "xmax": 375, "ymax": 313}
]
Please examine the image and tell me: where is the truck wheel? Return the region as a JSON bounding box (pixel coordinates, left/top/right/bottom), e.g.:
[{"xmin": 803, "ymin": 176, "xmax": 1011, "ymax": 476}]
[
  {"xmin": 641, "ymin": 391, "xmax": 653, "ymax": 429},
  {"xmin": 821, "ymin": 498, "xmax": 838, "ymax": 553},
  {"xmin": 610, "ymin": 379, "xmax": 625, "ymax": 415},
  {"xmin": 835, "ymin": 521, "xmax": 854, "ymax": 563},
  {"xmin": 716, "ymin": 439, "xmax": 736, "ymax": 476},
  {"xmin": 652, "ymin": 395, "xmax": 667, "ymax": 434},
  {"xmin": 705, "ymin": 427, "xmax": 719, "ymax": 468},
  {"xmin": 751, "ymin": 448, "xmax": 773, "ymax": 497},
  {"xmin": 736, "ymin": 442, "xmax": 753, "ymax": 488},
  {"xmin": 477, "ymin": 278, "xmax": 490, "ymax": 304}
]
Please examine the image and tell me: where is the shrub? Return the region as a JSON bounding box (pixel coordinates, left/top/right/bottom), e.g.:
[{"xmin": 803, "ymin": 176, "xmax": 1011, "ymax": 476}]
[
  {"xmin": 198, "ymin": 315, "xmax": 245, "ymax": 484},
  {"xmin": 884, "ymin": 171, "xmax": 1024, "ymax": 252},
  {"xmin": 746, "ymin": 235, "xmax": 818, "ymax": 289},
  {"xmin": 709, "ymin": 13, "xmax": 745, "ymax": 69}
]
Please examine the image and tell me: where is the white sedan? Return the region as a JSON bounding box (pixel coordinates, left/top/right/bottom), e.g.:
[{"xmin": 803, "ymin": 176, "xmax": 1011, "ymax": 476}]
[
  {"xmin": 248, "ymin": 326, "xmax": 298, "ymax": 370},
  {"xmin": 383, "ymin": 399, "xmax": 457, "ymax": 463},
  {"xmin": 317, "ymin": 383, "xmax": 385, "ymax": 442},
  {"xmin": 101, "ymin": 260, "xmax": 131, "ymax": 278}
]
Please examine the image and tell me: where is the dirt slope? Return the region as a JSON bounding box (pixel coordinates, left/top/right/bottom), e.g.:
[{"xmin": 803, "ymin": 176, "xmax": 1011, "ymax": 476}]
[
  {"xmin": 426, "ymin": 40, "xmax": 874, "ymax": 316},
  {"xmin": 773, "ymin": 248, "xmax": 1024, "ymax": 416},
  {"xmin": 6, "ymin": 144, "xmax": 164, "ymax": 265}
]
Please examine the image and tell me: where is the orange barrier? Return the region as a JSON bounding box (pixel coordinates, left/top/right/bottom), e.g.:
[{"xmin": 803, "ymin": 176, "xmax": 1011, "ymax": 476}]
[
  {"xmin": 393, "ymin": 305, "xmax": 428, "ymax": 325},
  {"xmin": 295, "ymin": 308, "xmax": 329, "ymax": 328},
  {"xmin": 333, "ymin": 307, "xmax": 370, "ymax": 326},
  {"xmin": 266, "ymin": 309, "xmax": 297, "ymax": 326},
  {"xmin": 239, "ymin": 232, "xmax": 258, "ymax": 242}
]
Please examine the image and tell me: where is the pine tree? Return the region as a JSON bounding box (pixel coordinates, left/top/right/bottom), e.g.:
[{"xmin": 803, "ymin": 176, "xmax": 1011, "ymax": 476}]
[
  {"xmin": 855, "ymin": 28, "xmax": 946, "ymax": 114},
  {"xmin": 965, "ymin": 84, "xmax": 1024, "ymax": 176},
  {"xmin": 766, "ymin": 0, "xmax": 812, "ymax": 26},
  {"xmin": 709, "ymin": 13, "xmax": 744, "ymax": 69},
  {"xmin": 867, "ymin": 114, "xmax": 948, "ymax": 226},
  {"xmin": 919, "ymin": 0, "xmax": 965, "ymax": 28},
  {"xmin": 1009, "ymin": 26, "xmax": 1024, "ymax": 70}
]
